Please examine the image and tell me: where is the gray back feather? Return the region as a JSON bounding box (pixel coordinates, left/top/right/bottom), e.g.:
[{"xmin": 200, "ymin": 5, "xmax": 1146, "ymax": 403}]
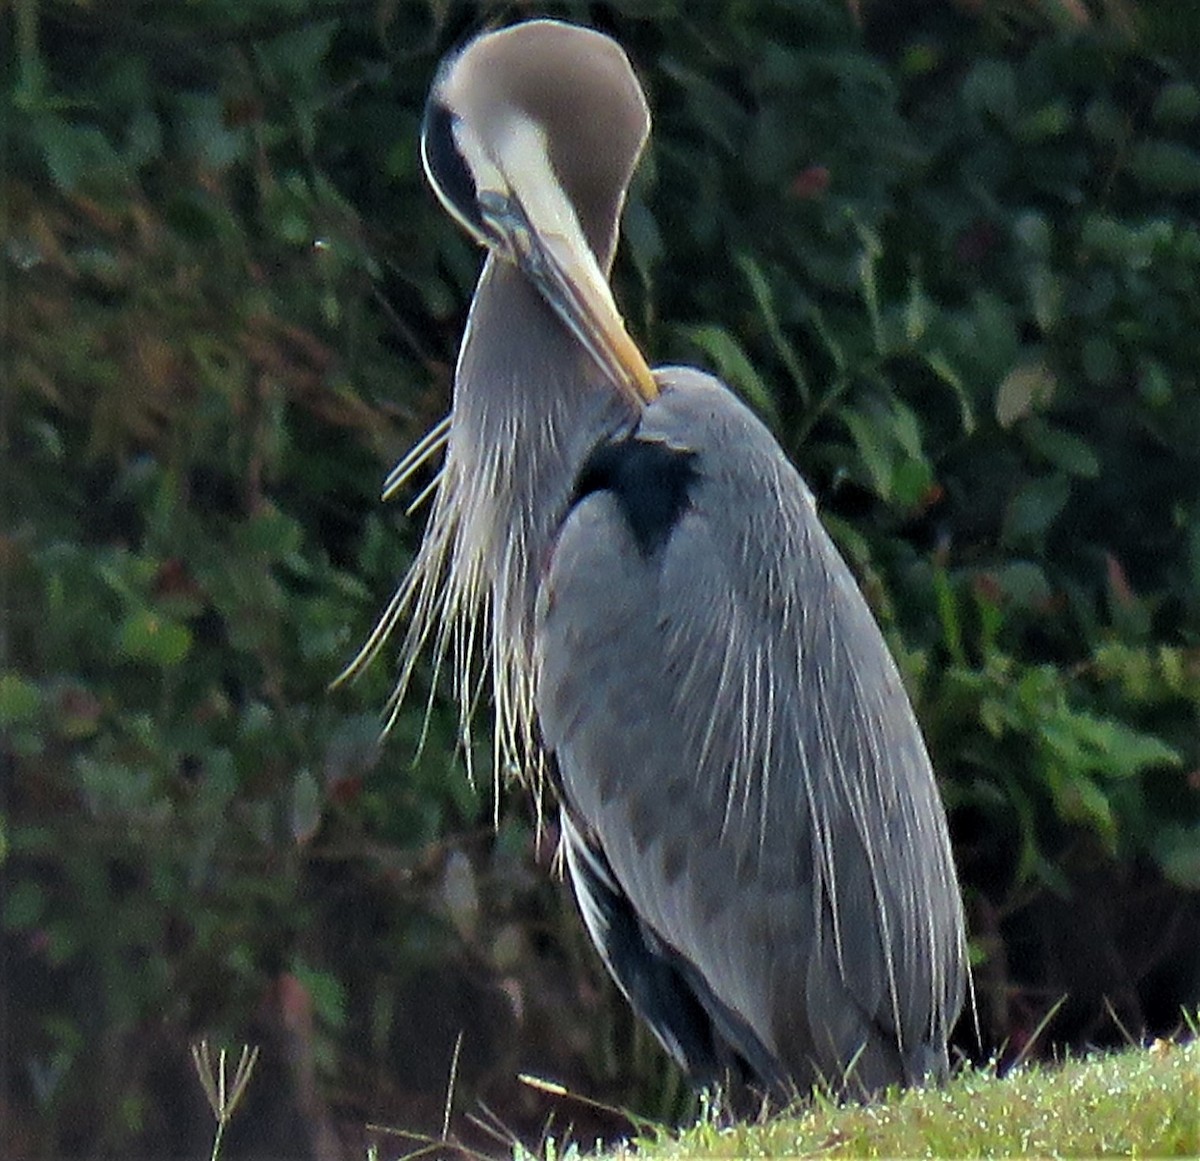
[{"xmin": 536, "ymin": 366, "xmax": 966, "ymax": 1092}]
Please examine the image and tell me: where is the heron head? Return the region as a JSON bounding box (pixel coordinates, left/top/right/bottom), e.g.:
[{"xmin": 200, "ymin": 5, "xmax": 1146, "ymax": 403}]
[{"xmin": 421, "ymin": 19, "xmax": 657, "ymax": 405}]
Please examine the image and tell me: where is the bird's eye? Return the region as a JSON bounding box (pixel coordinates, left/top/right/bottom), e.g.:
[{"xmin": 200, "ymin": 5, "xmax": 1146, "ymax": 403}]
[
  {"xmin": 476, "ymin": 189, "xmax": 534, "ymax": 262},
  {"xmin": 420, "ymin": 99, "xmax": 488, "ymax": 244}
]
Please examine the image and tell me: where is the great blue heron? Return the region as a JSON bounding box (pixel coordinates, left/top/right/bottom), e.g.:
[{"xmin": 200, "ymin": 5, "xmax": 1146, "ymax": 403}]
[{"xmin": 344, "ymin": 18, "xmax": 967, "ymax": 1104}]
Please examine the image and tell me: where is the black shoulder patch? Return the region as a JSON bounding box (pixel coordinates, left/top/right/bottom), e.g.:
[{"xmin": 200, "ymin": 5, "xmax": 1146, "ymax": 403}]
[{"xmin": 574, "ymin": 438, "xmax": 698, "ymax": 557}]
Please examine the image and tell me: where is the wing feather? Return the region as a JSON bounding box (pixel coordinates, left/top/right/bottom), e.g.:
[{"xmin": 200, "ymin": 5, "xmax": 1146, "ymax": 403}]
[{"xmin": 535, "ymin": 369, "xmax": 965, "ymax": 1098}]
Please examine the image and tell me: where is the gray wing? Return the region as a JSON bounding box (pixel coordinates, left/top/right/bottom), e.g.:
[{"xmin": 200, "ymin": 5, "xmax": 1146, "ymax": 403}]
[{"xmin": 535, "ymin": 367, "xmax": 966, "ymax": 1099}]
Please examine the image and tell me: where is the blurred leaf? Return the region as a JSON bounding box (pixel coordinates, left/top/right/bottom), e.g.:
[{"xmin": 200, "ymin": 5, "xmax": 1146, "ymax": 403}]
[
  {"xmin": 36, "ymin": 118, "xmax": 125, "ymax": 190},
  {"xmin": 239, "ymin": 507, "xmax": 303, "ymax": 561},
  {"xmin": 1014, "ymin": 211, "xmax": 1052, "ymax": 257},
  {"xmin": 993, "ymin": 560, "xmax": 1052, "ymax": 607},
  {"xmin": 996, "ymin": 360, "xmax": 1056, "ymax": 428},
  {"xmin": 971, "ymin": 293, "xmax": 1021, "ymax": 381},
  {"xmin": 291, "ymin": 962, "xmax": 346, "ymax": 1030},
  {"xmin": 842, "ymin": 409, "xmax": 894, "ymax": 500},
  {"xmin": 962, "ymin": 59, "xmax": 1018, "ymax": 124},
  {"xmin": 1024, "ymin": 421, "xmax": 1100, "ymax": 478},
  {"xmin": 440, "ymin": 849, "xmax": 479, "ymax": 940},
  {"xmin": 933, "ymin": 566, "xmax": 965, "ymax": 663},
  {"xmin": 76, "ymin": 757, "xmax": 162, "ymax": 821},
  {"xmin": 735, "ymin": 253, "xmax": 809, "ymax": 403},
  {"xmin": 0, "ymin": 673, "xmax": 41, "ymax": 726},
  {"xmin": 1155, "ymin": 825, "xmax": 1200, "ymax": 888},
  {"xmin": 1028, "ymin": 266, "xmax": 1063, "ymax": 333},
  {"xmin": 198, "ymin": 750, "xmax": 239, "ymax": 818},
  {"xmin": 1046, "ymin": 766, "xmax": 1115, "ymax": 848},
  {"xmin": 923, "ymin": 350, "xmax": 977, "ymax": 433},
  {"xmin": 1127, "ymin": 140, "xmax": 1200, "ymax": 193},
  {"xmin": 174, "ymin": 91, "xmax": 249, "ymax": 171},
  {"xmin": 675, "ymin": 324, "xmax": 778, "ymax": 427},
  {"xmin": 1138, "ymin": 359, "xmax": 1173, "ymax": 407},
  {"xmin": 117, "ymin": 610, "xmax": 192, "ymax": 667},
  {"xmin": 891, "ymin": 457, "xmax": 934, "ymax": 509},
  {"xmin": 904, "ymin": 273, "xmax": 932, "ymax": 344},
  {"xmin": 254, "ymin": 20, "xmax": 338, "ymax": 91},
  {"xmin": 1084, "ymin": 94, "xmax": 1127, "ymax": 145},
  {"xmin": 659, "ymin": 59, "xmax": 748, "ymax": 153},
  {"xmin": 1081, "ymin": 335, "xmax": 1120, "ymax": 386},
  {"xmin": 1067, "ymin": 714, "xmax": 1180, "ymax": 778},
  {"xmin": 1152, "ymin": 82, "xmax": 1200, "ymax": 127},
  {"xmin": 1016, "ymin": 99, "xmax": 1072, "ymax": 142},
  {"xmin": 622, "ymin": 197, "xmax": 663, "ymax": 300},
  {"xmin": 2, "ymin": 879, "xmax": 45, "ymax": 930},
  {"xmin": 1004, "ymin": 473, "xmax": 1071, "ymax": 544},
  {"xmin": 291, "ymin": 767, "xmax": 323, "ymax": 845}
]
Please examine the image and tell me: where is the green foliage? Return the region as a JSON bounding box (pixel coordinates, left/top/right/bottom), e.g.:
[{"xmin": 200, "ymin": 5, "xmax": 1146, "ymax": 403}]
[{"xmin": 3, "ymin": 0, "xmax": 1200, "ymax": 1153}]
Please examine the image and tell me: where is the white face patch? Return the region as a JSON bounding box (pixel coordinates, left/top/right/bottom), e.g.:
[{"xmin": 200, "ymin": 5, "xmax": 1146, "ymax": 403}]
[
  {"xmin": 487, "ymin": 115, "xmax": 626, "ymax": 316},
  {"xmin": 484, "ymin": 116, "xmax": 582, "ymax": 251},
  {"xmin": 448, "ymin": 115, "xmax": 506, "ymax": 208}
]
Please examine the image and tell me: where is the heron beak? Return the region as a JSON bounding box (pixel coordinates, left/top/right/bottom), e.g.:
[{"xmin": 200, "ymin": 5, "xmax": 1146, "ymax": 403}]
[
  {"xmin": 519, "ymin": 224, "xmax": 659, "ymax": 405},
  {"xmin": 480, "ymin": 188, "xmax": 658, "ymax": 406}
]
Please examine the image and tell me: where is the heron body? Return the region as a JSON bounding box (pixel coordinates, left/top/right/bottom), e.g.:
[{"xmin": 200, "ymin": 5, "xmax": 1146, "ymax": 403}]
[{"xmin": 352, "ymin": 19, "xmax": 967, "ymax": 1104}]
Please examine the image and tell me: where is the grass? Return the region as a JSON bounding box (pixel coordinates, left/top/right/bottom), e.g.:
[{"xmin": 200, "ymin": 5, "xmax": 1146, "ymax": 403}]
[
  {"xmin": 609, "ymin": 1038, "xmax": 1200, "ymax": 1159},
  {"xmin": 193, "ymin": 1028, "xmax": 1199, "ymax": 1159},
  {"xmin": 190, "ymin": 1040, "xmax": 261, "ymax": 1161}
]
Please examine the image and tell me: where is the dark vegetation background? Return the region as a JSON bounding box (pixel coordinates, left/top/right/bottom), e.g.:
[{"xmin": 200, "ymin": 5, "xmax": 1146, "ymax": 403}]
[{"xmin": 3, "ymin": 0, "xmax": 1199, "ymax": 1156}]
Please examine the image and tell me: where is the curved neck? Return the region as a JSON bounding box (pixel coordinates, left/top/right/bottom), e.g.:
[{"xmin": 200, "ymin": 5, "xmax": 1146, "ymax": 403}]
[{"xmin": 451, "ymin": 256, "xmax": 636, "ymax": 633}]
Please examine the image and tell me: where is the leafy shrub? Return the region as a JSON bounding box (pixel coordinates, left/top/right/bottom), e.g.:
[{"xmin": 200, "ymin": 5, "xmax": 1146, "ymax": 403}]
[{"xmin": 3, "ymin": 0, "xmax": 1199, "ymax": 1154}]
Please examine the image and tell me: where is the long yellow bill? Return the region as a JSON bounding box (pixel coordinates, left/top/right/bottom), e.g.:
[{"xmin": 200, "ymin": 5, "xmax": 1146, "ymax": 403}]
[{"xmin": 515, "ymin": 224, "xmax": 658, "ymax": 406}]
